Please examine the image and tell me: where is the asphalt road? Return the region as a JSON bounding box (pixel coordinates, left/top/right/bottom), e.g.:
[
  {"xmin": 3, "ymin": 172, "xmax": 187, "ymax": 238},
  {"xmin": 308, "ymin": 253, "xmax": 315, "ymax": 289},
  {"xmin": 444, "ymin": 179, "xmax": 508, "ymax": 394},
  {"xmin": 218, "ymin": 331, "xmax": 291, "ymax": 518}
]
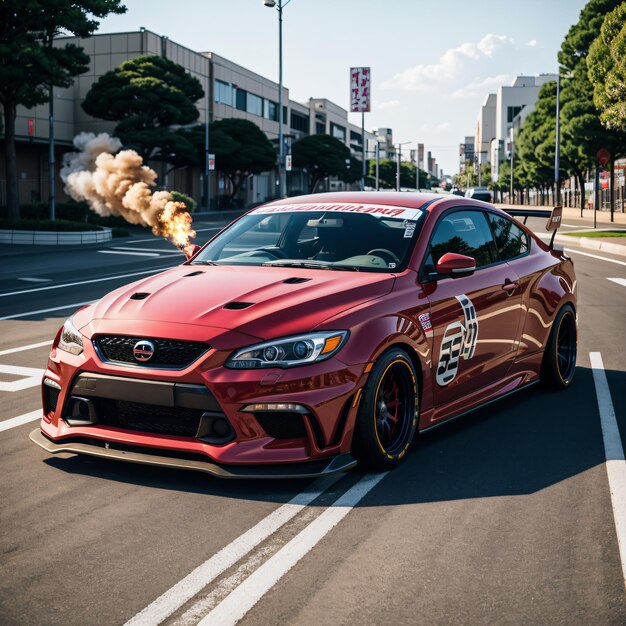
[{"xmin": 0, "ymin": 214, "xmax": 625, "ymax": 625}]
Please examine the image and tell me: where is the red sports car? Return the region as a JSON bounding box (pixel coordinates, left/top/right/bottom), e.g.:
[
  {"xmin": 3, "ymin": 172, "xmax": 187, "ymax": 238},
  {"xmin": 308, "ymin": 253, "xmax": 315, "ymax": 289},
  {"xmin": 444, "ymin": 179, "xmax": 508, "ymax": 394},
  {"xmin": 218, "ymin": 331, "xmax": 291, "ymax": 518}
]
[{"xmin": 30, "ymin": 193, "xmax": 577, "ymax": 478}]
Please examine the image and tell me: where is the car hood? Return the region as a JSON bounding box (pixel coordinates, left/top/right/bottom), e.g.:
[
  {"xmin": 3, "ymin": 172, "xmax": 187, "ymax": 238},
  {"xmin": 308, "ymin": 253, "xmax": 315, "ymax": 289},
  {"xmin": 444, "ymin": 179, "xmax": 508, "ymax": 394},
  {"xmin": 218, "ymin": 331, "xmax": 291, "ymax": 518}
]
[{"xmin": 82, "ymin": 264, "xmax": 395, "ymax": 341}]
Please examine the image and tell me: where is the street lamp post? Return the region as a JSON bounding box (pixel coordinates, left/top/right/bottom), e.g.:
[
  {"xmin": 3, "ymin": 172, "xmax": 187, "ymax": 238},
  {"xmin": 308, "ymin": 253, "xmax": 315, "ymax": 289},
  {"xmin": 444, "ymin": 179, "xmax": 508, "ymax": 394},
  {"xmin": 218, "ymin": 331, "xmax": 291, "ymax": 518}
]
[
  {"xmin": 395, "ymin": 141, "xmax": 411, "ymax": 191},
  {"xmin": 263, "ymin": 0, "xmax": 292, "ymax": 198},
  {"xmin": 555, "ymin": 70, "xmax": 561, "ymax": 205}
]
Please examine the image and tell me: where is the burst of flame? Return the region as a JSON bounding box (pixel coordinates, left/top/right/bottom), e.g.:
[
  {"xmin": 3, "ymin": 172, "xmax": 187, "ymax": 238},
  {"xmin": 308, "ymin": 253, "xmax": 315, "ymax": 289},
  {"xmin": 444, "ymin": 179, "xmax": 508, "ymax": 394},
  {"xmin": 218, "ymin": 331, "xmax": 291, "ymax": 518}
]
[{"xmin": 154, "ymin": 201, "xmax": 197, "ymax": 254}]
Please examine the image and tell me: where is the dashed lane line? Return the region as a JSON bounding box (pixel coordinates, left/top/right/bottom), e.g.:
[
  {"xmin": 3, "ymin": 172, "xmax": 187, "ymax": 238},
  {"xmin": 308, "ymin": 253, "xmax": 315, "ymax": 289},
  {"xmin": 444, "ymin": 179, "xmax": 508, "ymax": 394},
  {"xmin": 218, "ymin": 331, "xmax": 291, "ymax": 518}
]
[
  {"xmin": 0, "ymin": 266, "xmax": 177, "ymax": 298},
  {"xmin": 564, "ymin": 248, "xmax": 626, "ymax": 267},
  {"xmin": 98, "ymin": 250, "xmax": 161, "ymax": 258},
  {"xmin": 0, "ymin": 300, "xmax": 95, "ymax": 321},
  {"xmin": 110, "ymin": 246, "xmax": 182, "ymax": 254},
  {"xmin": 198, "ymin": 472, "xmax": 388, "ymax": 626},
  {"xmin": 590, "ymin": 352, "xmax": 626, "ymax": 591},
  {"xmin": 608, "ymin": 278, "xmax": 626, "ymax": 287},
  {"xmin": 0, "ymin": 410, "xmax": 41, "ymax": 433},
  {"xmin": 124, "ymin": 474, "xmax": 344, "ymax": 626},
  {"xmin": 0, "ymin": 340, "xmax": 52, "ymax": 357}
]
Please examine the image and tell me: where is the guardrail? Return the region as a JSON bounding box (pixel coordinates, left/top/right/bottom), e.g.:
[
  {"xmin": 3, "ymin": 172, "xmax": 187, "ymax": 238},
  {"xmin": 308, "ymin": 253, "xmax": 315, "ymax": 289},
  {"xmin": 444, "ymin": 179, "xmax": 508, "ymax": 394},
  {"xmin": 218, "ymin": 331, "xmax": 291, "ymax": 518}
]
[{"xmin": 0, "ymin": 227, "xmax": 112, "ymax": 245}]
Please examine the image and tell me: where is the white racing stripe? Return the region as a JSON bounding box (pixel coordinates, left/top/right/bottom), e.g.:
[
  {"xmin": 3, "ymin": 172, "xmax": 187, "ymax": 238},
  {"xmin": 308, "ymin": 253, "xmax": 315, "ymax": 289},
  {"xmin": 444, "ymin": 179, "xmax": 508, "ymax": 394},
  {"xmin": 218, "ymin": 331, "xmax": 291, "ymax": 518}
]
[
  {"xmin": 0, "ymin": 266, "xmax": 177, "ymax": 298},
  {"xmin": 124, "ymin": 474, "xmax": 343, "ymax": 626},
  {"xmin": 0, "ymin": 300, "xmax": 95, "ymax": 321},
  {"xmin": 0, "ymin": 410, "xmax": 41, "ymax": 433},
  {"xmin": 590, "ymin": 352, "xmax": 626, "ymax": 590},
  {"xmin": 0, "ymin": 340, "xmax": 52, "ymax": 357},
  {"xmin": 564, "ymin": 248, "xmax": 626, "ymax": 267},
  {"xmin": 199, "ymin": 472, "xmax": 388, "ymax": 626},
  {"xmin": 608, "ymin": 278, "xmax": 626, "ymax": 287},
  {"xmin": 98, "ymin": 250, "xmax": 161, "ymax": 258}
]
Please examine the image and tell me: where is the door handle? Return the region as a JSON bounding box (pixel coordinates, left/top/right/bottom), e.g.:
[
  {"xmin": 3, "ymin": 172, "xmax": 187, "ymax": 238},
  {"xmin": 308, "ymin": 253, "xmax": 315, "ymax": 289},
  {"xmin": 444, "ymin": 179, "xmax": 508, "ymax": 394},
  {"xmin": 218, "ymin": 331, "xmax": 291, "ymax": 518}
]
[{"xmin": 502, "ymin": 279, "xmax": 519, "ymax": 294}]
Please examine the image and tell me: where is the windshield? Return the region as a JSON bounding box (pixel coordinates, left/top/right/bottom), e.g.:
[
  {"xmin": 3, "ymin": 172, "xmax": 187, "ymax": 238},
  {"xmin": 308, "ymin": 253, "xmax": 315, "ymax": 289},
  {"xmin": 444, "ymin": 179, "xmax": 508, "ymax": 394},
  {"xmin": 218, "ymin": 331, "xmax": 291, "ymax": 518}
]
[{"xmin": 192, "ymin": 203, "xmax": 424, "ymax": 272}]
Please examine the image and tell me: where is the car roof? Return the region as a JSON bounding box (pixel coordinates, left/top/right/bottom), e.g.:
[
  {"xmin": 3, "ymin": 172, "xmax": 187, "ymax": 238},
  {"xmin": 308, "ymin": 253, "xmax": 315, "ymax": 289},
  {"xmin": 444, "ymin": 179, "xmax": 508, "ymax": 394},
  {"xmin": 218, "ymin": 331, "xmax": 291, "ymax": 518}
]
[{"xmin": 256, "ymin": 191, "xmax": 500, "ymax": 216}]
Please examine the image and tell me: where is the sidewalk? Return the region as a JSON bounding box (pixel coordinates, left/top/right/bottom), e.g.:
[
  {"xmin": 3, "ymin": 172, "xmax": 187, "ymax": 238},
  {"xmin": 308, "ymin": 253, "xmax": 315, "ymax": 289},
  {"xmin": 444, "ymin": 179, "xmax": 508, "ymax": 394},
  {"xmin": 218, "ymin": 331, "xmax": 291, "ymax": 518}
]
[{"xmin": 499, "ymin": 203, "xmax": 626, "ymax": 258}]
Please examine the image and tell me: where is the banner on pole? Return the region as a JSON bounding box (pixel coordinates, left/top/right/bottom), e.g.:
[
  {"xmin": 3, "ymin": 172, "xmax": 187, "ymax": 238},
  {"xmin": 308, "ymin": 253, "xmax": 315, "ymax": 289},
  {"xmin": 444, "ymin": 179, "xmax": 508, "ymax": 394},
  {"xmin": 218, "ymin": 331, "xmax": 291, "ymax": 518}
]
[
  {"xmin": 350, "ymin": 67, "xmax": 371, "ymax": 113},
  {"xmin": 285, "ymin": 154, "xmax": 292, "ymax": 172},
  {"xmin": 208, "ymin": 154, "xmax": 215, "ymax": 171}
]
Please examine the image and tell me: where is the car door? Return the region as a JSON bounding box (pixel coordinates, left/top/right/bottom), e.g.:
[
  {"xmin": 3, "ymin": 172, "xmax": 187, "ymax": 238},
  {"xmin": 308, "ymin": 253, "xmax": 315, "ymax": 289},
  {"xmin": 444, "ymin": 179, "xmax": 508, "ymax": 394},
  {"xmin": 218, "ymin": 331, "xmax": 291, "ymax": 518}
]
[{"xmin": 422, "ymin": 209, "xmax": 524, "ymax": 407}]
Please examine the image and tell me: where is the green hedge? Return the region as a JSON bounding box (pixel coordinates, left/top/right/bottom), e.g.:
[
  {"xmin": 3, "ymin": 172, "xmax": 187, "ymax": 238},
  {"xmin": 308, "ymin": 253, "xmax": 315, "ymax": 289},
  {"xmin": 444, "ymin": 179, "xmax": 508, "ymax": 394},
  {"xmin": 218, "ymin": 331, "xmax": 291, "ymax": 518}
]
[{"xmin": 0, "ymin": 218, "xmax": 129, "ymax": 237}]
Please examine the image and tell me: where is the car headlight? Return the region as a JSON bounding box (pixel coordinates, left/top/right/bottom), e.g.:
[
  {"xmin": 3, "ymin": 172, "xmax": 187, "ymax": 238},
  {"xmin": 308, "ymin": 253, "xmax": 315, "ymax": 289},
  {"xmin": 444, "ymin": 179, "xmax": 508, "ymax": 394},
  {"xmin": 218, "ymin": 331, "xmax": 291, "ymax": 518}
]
[
  {"xmin": 225, "ymin": 331, "xmax": 348, "ymax": 369},
  {"xmin": 57, "ymin": 317, "xmax": 84, "ymax": 356}
]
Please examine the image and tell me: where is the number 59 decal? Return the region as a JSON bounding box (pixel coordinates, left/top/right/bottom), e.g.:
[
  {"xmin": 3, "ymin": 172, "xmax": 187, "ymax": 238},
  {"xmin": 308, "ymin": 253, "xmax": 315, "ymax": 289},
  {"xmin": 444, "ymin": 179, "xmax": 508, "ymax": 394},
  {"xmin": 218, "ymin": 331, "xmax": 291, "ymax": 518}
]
[{"xmin": 436, "ymin": 294, "xmax": 478, "ymax": 386}]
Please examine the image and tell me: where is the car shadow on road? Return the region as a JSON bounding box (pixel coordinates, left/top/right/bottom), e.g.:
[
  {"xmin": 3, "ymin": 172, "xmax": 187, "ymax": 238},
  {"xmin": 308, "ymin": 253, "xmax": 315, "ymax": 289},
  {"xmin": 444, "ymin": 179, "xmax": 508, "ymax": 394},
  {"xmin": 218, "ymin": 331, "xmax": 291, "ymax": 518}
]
[{"xmin": 43, "ymin": 365, "xmax": 621, "ymax": 507}]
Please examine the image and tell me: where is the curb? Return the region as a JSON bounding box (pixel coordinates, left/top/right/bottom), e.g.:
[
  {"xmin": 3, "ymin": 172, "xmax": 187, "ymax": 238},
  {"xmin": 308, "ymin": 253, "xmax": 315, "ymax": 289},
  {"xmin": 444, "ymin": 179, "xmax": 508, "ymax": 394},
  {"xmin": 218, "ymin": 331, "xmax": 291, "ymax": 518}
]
[
  {"xmin": 555, "ymin": 233, "xmax": 626, "ymax": 258},
  {"xmin": 0, "ymin": 227, "xmax": 112, "ymax": 245}
]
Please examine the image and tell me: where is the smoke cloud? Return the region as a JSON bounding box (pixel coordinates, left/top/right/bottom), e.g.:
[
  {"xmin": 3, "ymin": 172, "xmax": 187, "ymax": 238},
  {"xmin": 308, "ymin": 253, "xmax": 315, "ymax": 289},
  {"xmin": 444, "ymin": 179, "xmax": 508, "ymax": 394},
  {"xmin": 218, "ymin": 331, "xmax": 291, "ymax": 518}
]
[{"xmin": 60, "ymin": 132, "xmax": 196, "ymax": 251}]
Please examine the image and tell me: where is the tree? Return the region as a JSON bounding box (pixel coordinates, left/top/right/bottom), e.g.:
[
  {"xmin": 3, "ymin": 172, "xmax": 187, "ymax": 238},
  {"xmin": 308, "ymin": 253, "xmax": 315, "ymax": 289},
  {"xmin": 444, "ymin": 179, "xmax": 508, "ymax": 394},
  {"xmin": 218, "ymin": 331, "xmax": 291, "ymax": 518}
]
[
  {"xmin": 0, "ymin": 0, "xmax": 126, "ymax": 219},
  {"xmin": 367, "ymin": 159, "xmax": 429, "ymax": 189},
  {"xmin": 208, "ymin": 119, "xmax": 276, "ymax": 204},
  {"xmin": 82, "ymin": 55, "xmax": 204, "ymax": 163},
  {"xmin": 292, "ymin": 134, "xmax": 352, "ymax": 193},
  {"xmin": 588, "ymin": 2, "xmax": 626, "ymax": 133}
]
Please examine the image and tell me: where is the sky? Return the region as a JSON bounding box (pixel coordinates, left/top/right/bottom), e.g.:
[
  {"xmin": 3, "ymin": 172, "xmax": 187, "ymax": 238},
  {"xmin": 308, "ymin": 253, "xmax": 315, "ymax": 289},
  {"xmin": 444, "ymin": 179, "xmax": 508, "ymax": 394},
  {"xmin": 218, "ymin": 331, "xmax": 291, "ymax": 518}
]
[{"xmin": 95, "ymin": 0, "xmax": 588, "ymax": 175}]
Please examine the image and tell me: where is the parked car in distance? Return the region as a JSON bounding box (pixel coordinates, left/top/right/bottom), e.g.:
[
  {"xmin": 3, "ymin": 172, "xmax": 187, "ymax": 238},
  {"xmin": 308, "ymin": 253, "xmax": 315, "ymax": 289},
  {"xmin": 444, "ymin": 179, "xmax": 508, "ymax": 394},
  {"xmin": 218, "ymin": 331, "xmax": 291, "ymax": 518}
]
[{"xmin": 465, "ymin": 187, "xmax": 492, "ymax": 202}]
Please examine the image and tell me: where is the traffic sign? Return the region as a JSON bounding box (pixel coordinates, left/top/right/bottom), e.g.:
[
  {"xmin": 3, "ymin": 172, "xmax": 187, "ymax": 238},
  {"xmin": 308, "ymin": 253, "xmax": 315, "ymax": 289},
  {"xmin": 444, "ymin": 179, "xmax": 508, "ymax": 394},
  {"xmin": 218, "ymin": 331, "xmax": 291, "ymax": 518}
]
[
  {"xmin": 596, "ymin": 147, "xmax": 611, "ymax": 167},
  {"xmin": 285, "ymin": 154, "xmax": 292, "ymax": 172},
  {"xmin": 208, "ymin": 154, "xmax": 215, "ymax": 171}
]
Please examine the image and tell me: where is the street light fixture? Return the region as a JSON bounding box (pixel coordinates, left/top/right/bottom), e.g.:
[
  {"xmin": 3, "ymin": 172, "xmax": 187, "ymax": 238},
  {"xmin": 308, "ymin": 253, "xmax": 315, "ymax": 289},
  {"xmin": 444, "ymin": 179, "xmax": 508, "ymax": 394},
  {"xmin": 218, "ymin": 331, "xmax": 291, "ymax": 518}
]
[{"xmin": 263, "ymin": 0, "xmax": 293, "ymax": 198}]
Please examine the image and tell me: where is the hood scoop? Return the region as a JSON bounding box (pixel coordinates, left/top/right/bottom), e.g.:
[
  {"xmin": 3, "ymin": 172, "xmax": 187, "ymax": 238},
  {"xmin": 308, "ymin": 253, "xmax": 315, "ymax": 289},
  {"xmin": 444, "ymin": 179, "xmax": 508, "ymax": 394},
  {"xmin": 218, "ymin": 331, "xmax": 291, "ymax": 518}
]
[
  {"xmin": 283, "ymin": 277, "xmax": 311, "ymax": 284},
  {"xmin": 130, "ymin": 292, "xmax": 150, "ymax": 300},
  {"xmin": 184, "ymin": 270, "xmax": 204, "ymax": 277},
  {"xmin": 224, "ymin": 301, "xmax": 254, "ymax": 310}
]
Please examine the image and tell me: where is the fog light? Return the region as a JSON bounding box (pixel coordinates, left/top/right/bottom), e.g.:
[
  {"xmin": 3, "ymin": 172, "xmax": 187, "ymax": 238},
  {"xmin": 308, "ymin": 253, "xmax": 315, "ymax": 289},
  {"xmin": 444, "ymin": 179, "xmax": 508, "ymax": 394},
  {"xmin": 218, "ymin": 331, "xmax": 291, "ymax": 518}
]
[
  {"xmin": 242, "ymin": 403, "xmax": 308, "ymax": 414},
  {"xmin": 43, "ymin": 377, "xmax": 61, "ymax": 390}
]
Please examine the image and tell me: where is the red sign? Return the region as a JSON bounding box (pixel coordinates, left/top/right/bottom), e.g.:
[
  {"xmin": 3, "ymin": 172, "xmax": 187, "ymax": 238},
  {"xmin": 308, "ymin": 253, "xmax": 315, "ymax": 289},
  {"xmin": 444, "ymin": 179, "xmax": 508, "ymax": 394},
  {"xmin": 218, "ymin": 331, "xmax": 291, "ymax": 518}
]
[
  {"xmin": 350, "ymin": 67, "xmax": 370, "ymax": 113},
  {"xmin": 208, "ymin": 153, "xmax": 215, "ymax": 171},
  {"xmin": 27, "ymin": 119, "xmax": 35, "ymax": 137},
  {"xmin": 596, "ymin": 147, "xmax": 611, "ymax": 167},
  {"xmin": 285, "ymin": 154, "xmax": 292, "ymax": 172}
]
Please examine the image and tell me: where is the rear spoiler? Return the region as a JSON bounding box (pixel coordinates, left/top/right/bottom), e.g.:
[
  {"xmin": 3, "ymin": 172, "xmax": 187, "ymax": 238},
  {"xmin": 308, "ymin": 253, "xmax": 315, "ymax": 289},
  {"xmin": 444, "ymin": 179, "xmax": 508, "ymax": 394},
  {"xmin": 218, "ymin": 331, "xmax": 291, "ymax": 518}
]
[{"xmin": 503, "ymin": 206, "xmax": 562, "ymax": 249}]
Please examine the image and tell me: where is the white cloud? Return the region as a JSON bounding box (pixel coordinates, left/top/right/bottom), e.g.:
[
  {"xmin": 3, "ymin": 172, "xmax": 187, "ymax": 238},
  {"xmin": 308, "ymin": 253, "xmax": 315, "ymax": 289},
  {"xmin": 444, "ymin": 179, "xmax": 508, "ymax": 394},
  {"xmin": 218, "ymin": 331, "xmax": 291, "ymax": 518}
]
[
  {"xmin": 381, "ymin": 33, "xmax": 516, "ymax": 93},
  {"xmin": 373, "ymin": 99, "xmax": 400, "ymax": 110},
  {"xmin": 526, "ymin": 39, "xmax": 538, "ymax": 47},
  {"xmin": 450, "ymin": 73, "xmax": 514, "ymax": 99}
]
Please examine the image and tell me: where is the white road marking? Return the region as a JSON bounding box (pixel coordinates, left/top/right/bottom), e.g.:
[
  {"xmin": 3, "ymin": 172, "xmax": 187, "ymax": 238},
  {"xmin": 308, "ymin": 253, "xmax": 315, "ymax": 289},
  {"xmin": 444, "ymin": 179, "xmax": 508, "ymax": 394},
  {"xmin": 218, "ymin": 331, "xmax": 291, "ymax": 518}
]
[
  {"xmin": 564, "ymin": 248, "xmax": 626, "ymax": 267},
  {"xmin": 0, "ymin": 364, "xmax": 44, "ymax": 392},
  {"xmin": 124, "ymin": 474, "xmax": 343, "ymax": 626},
  {"xmin": 99, "ymin": 250, "xmax": 161, "ymax": 257},
  {"xmin": 111, "ymin": 246, "xmax": 182, "ymax": 254},
  {"xmin": 127, "ymin": 227, "xmax": 221, "ymax": 245},
  {"xmin": 18, "ymin": 277, "xmax": 52, "ymax": 283},
  {"xmin": 199, "ymin": 472, "xmax": 388, "ymax": 626},
  {"xmin": 0, "ymin": 266, "xmax": 177, "ymax": 298},
  {"xmin": 0, "ymin": 340, "xmax": 52, "ymax": 357},
  {"xmin": 608, "ymin": 278, "xmax": 626, "ymax": 287},
  {"xmin": 0, "ymin": 410, "xmax": 41, "ymax": 433},
  {"xmin": 590, "ymin": 352, "xmax": 626, "ymax": 591},
  {"xmin": 0, "ymin": 300, "xmax": 95, "ymax": 321}
]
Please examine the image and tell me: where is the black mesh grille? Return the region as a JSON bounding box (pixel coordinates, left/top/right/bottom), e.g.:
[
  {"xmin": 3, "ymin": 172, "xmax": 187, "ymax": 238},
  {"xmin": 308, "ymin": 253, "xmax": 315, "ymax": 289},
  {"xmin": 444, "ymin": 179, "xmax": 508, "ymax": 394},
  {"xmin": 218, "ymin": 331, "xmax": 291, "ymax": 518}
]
[
  {"xmin": 94, "ymin": 335, "xmax": 209, "ymax": 368},
  {"xmin": 98, "ymin": 400, "xmax": 203, "ymax": 437},
  {"xmin": 43, "ymin": 385, "xmax": 60, "ymax": 415},
  {"xmin": 254, "ymin": 412, "xmax": 307, "ymax": 439}
]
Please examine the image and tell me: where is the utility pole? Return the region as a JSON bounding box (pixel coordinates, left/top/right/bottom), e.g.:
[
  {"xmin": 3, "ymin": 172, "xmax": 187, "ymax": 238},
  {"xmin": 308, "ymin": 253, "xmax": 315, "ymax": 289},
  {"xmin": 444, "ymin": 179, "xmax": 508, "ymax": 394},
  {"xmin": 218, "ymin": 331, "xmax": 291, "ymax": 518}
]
[
  {"xmin": 396, "ymin": 147, "xmax": 400, "ymax": 192},
  {"xmin": 555, "ymin": 71, "xmax": 561, "ymax": 205},
  {"xmin": 49, "ymin": 84, "xmax": 55, "ymax": 220},
  {"xmin": 415, "ymin": 142, "xmax": 419, "ymax": 191},
  {"xmin": 375, "ymin": 142, "xmax": 380, "ymax": 191},
  {"xmin": 509, "ymin": 128, "xmax": 514, "ymax": 204},
  {"xmin": 361, "ymin": 112, "xmax": 366, "ymax": 191},
  {"xmin": 204, "ymin": 87, "xmax": 210, "ymax": 210}
]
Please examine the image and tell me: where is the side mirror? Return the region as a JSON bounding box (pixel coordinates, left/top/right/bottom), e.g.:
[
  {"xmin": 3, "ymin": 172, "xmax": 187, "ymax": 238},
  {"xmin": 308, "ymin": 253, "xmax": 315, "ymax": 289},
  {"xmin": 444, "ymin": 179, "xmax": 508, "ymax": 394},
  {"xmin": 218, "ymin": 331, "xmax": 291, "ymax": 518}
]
[
  {"xmin": 436, "ymin": 252, "xmax": 476, "ymax": 276},
  {"xmin": 184, "ymin": 244, "xmax": 201, "ymax": 260}
]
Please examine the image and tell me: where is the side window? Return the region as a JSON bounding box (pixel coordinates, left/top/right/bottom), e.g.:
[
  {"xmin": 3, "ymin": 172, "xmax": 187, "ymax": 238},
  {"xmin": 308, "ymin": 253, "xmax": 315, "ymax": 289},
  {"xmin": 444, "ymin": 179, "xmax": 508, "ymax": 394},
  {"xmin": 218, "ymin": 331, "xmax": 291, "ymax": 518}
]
[
  {"xmin": 488, "ymin": 214, "xmax": 529, "ymax": 260},
  {"xmin": 424, "ymin": 210, "xmax": 497, "ymax": 275}
]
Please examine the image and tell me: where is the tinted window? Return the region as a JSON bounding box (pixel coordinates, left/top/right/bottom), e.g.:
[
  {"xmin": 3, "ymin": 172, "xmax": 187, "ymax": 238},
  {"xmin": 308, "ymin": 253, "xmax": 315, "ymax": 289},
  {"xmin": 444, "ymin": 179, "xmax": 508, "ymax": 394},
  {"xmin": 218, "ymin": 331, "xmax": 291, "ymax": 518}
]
[
  {"xmin": 425, "ymin": 210, "xmax": 497, "ymax": 275},
  {"xmin": 488, "ymin": 214, "xmax": 529, "ymax": 260}
]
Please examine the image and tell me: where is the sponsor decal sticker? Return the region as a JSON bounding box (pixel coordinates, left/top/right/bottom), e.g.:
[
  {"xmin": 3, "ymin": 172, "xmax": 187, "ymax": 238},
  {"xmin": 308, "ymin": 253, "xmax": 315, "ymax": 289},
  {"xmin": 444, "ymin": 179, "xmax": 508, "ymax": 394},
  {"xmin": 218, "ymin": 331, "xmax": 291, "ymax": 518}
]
[
  {"xmin": 418, "ymin": 312, "xmax": 433, "ymax": 333},
  {"xmin": 435, "ymin": 294, "xmax": 478, "ymax": 386},
  {"xmin": 250, "ymin": 203, "xmax": 423, "ymax": 221}
]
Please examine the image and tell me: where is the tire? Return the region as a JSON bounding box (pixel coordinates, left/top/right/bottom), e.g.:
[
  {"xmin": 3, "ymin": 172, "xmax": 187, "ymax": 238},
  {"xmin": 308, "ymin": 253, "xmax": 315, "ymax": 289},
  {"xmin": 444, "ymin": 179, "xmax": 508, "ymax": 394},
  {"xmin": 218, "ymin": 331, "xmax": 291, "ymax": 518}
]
[
  {"xmin": 352, "ymin": 348, "xmax": 419, "ymax": 470},
  {"xmin": 541, "ymin": 304, "xmax": 577, "ymax": 390}
]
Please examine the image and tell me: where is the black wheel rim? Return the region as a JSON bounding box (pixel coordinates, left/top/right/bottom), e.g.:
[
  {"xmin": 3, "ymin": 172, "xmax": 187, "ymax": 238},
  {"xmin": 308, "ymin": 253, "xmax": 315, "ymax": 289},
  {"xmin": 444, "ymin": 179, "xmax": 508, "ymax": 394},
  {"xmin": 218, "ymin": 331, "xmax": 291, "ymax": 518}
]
[
  {"xmin": 556, "ymin": 312, "xmax": 576, "ymax": 383},
  {"xmin": 375, "ymin": 361, "xmax": 415, "ymax": 456}
]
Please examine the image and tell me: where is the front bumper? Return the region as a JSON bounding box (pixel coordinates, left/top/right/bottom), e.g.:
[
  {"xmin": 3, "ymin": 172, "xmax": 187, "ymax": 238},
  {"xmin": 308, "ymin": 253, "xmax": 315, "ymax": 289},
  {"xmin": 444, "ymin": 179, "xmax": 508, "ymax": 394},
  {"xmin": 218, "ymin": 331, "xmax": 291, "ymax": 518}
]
[{"xmin": 29, "ymin": 428, "xmax": 356, "ymax": 479}]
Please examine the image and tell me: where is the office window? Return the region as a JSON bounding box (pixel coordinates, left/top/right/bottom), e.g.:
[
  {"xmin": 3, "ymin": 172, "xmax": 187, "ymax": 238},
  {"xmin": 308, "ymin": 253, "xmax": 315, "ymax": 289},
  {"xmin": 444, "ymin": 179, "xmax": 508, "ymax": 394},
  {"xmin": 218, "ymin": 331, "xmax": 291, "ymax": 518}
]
[
  {"xmin": 350, "ymin": 130, "xmax": 362, "ymax": 144},
  {"xmin": 235, "ymin": 88, "xmax": 247, "ymax": 111},
  {"xmin": 507, "ymin": 105, "xmax": 523, "ymax": 123},
  {"xmin": 315, "ymin": 122, "xmax": 326, "ymax": 134},
  {"xmin": 283, "ymin": 106, "xmax": 288, "ymax": 124},
  {"xmin": 247, "ymin": 93, "xmax": 263, "ymax": 116},
  {"xmin": 214, "ymin": 80, "xmax": 233, "ymax": 106},
  {"xmin": 264, "ymin": 99, "xmax": 278, "ymax": 121},
  {"xmin": 290, "ymin": 111, "xmax": 309, "ymax": 133},
  {"xmin": 330, "ymin": 123, "xmax": 346, "ymax": 142}
]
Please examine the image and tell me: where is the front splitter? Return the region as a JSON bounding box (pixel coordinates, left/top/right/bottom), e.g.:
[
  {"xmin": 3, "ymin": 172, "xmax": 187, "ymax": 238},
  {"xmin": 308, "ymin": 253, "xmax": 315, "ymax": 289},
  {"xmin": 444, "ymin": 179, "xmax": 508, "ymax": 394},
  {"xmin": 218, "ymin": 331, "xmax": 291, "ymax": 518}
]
[{"xmin": 29, "ymin": 429, "xmax": 357, "ymax": 479}]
